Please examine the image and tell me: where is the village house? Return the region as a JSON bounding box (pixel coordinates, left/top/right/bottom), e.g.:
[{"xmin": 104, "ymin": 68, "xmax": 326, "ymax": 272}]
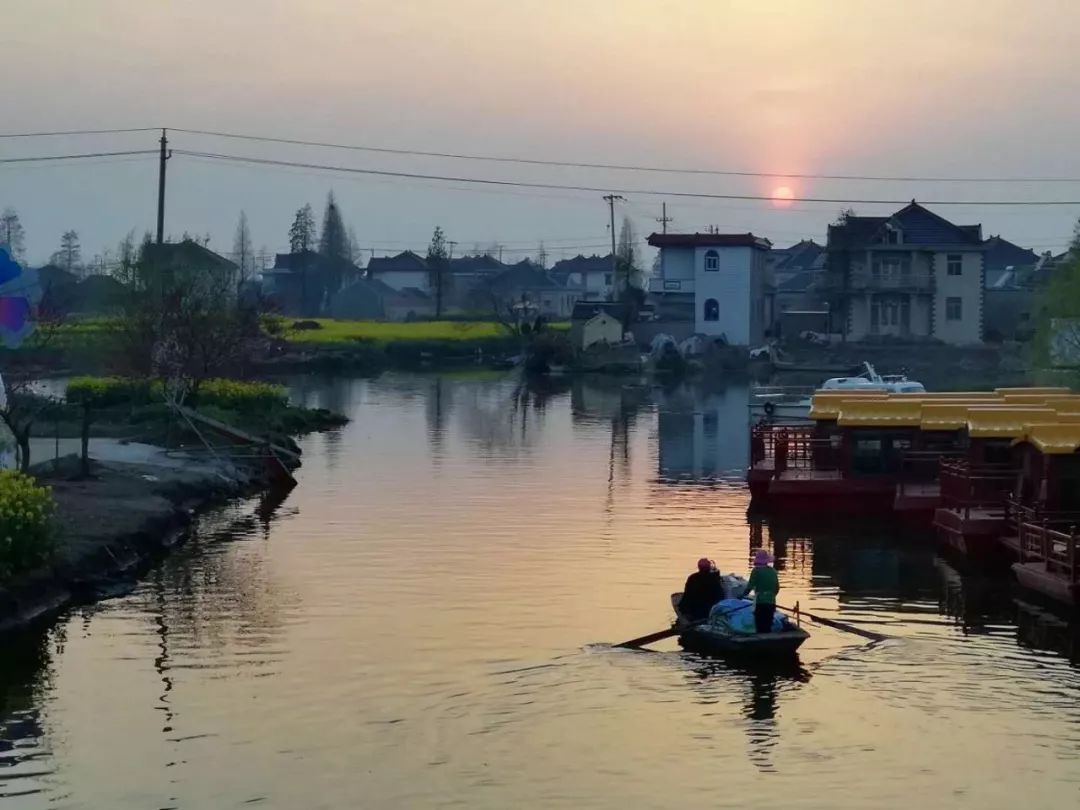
[
  {"xmin": 824, "ymin": 201, "xmax": 985, "ymax": 343},
  {"xmin": 469, "ymin": 261, "xmax": 580, "ymax": 319},
  {"xmin": 549, "ymin": 254, "xmax": 615, "ymax": 300},
  {"xmin": 645, "ymin": 232, "xmax": 774, "ymax": 345},
  {"xmin": 261, "ymin": 251, "xmax": 361, "ymax": 316},
  {"xmin": 366, "ymin": 251, "xmax": 431, "ymax": 292}
]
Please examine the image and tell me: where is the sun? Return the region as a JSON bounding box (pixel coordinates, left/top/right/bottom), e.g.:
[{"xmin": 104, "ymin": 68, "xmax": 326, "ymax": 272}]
[{"xmin": 771, "ymin": 186, "xmax": 795, "ymax": 208}]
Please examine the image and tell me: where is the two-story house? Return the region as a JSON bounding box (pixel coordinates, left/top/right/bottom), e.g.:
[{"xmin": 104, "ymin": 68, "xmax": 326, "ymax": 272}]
[
  {"xmin": 824, "ymin": 202, "xmax": 985, "ymax": 343},
  {"xmin": 549, "ymin": 254, "xmax": 615, "ymax": 300},
  {"xmin": 646, "ymin": 232, "xmax": 773, "ymax": 345}
]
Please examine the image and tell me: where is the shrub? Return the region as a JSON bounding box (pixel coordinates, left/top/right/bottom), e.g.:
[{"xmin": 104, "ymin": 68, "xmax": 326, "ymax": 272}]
[
  {"xmin": 194, "ymin": 379, "xmax": 288, "ymax": 413},
  {"xmin": 0, "ymin": 471, "xmax": 54, "ymax": 581},
  {"xmin": 67, "ymin": 376, "xmax": 151, "ymax": 408}
]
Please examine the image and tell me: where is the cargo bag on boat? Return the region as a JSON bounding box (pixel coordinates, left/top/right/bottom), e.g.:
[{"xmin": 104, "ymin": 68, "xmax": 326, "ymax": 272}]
[{"xmin": 708, "ymin": 598, "xmax": 786, "ymax": 634}]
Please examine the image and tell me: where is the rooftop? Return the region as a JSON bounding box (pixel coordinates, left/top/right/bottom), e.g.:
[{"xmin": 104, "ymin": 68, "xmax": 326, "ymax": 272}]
[{"xmin": 646, "ymin": 232, "xmax": 772, "ymax": 250}]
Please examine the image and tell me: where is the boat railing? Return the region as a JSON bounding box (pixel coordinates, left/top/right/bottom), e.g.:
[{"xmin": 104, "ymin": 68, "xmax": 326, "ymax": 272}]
[
  {"xmin": 1006, "ymin": 496, "xmax": 1080, "ymax": 532},
  {"xmin": 750, "ymin": 424, "xmax": 839, "ymax": 472},
  {"xmin": 1017, "ymin": 520, "xmax": 1079, "ymax": 582},
  {"xmin": 897, "ymin": 450, "xmax": 962, "ymax": 492},
  {"xmin": 938, "ymin": 458, "xmax": 1015, "ymax": 517}
]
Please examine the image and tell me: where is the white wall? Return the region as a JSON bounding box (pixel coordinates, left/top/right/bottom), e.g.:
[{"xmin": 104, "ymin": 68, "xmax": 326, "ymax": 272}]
[
  {"xmin": 377, "ymin": 270, "xmax": 430, "ymax": 292},
  {"xmin": 584, "ymin": 269, "xmax": 613, "ymax": 297},
  {"xmin": 932, "ymin": 250, "xmax": 983, "ymax": 344},
  {"xmin": 695, "ymin": 246, "xmax": 753, "ymax": 342},
  {"xmin": 661, "ymin": 247, "xmax": 694, "ymax": 280}
]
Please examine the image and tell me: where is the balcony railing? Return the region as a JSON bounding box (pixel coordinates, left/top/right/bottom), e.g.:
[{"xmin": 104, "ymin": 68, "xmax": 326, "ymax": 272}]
[
  {"xmin": 648, "ymin": 277, "xmax": 695, "ymax": 293},
  {"xmin": 819, "ymin": 272, "xmax": 934, "ymax": 293}
]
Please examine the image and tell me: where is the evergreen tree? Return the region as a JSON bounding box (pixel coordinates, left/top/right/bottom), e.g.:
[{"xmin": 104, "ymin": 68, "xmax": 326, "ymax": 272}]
[
  {"xmin": 0, "ymin": 208, "xmax": 26, "ymax": 263},
  {"xmin": 51, "ymin": 230, "xmax": 82, "ymax": 274},
  {"xmin": 318, "ymin": 192, "xmax": 349, "ymax": 261},
  {"xmin": 289, "ymin": 204, "xmax": 317, "ymax": 253},
  {"xmin": 233, "ymin": 210, "xmax": 254, "ymax": 283},
  {"xmin": 615, "ymin": 216, "xmax": 641, "ymax": 292}
]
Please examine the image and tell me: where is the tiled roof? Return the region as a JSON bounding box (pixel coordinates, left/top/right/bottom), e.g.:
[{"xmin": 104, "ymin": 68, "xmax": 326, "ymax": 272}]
[
  {"xmin": 646, "ymin": 232, "xmax": 771, "ymax": 250},
  {"xmin": 550, "ymin": 254, "xmax": 613, "ymax": 274},
  {"xmin": 366, "ymin": 250, "xmax": 429, "ymax": 272}
]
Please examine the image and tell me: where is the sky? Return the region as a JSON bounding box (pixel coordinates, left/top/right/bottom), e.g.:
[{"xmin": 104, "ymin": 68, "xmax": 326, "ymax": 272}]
[{"xmin": 3, "ymin": 0, "xmax": 1080, "ymax": 266}]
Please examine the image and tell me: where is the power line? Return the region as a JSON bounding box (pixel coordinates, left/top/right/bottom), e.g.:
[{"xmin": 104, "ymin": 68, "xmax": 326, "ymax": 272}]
[
  {"xmin": 0, "ymin": 149, "xmax": 159, "ymax": 164},
  {"xmin": 172, "ymin": 149, "xmax": 1080, "ymax": 207},
  {"xmin": 170, "ymin": 126, "xmax": 1080, "ymax": 184},
  {"xmin": 0, "ymin": 127, "xmax": 160, "ymax": 138}
]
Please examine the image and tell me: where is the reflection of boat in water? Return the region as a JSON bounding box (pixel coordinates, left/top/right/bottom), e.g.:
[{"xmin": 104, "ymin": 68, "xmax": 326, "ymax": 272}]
[
  {"xmin": 671, "ymin": 593, "xmax": 810, "ymax": 658},
  {"xmin": 750, "ymin": 362, "xmax": 926, "ymax": 420}
]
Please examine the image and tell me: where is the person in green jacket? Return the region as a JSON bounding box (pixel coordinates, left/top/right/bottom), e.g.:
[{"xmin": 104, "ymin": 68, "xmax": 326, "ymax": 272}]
[{"xmin": 744, "ymin": 549, "xmax": 780, "ymax": 633}]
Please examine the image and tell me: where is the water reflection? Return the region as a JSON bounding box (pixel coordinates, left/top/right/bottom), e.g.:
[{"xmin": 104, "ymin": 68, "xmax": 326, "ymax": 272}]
[
  {"xmin": 655, "ymin": 381, "xmax": 750, "ymax": 483},
  {"xmin": 681, "ymin": 656, "xmax": 811, "ymax": 774},
  {"xmin": 4, "ymin": 372, "xmax": 1080, "ymax": 808}
]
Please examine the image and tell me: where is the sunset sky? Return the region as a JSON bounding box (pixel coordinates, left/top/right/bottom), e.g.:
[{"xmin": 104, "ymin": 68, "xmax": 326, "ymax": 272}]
[{"xmin": 4, "ymin": 0, "xmax": 1080, "ymax": 263}]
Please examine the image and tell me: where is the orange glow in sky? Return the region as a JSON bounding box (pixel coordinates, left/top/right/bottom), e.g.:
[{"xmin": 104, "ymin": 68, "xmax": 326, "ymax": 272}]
[{"xmin": 770, "ymin": 187, "xmax": 795, "ymax": 208}]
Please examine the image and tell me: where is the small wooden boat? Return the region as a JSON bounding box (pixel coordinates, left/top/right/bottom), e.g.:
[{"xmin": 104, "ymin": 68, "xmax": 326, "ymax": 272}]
[{"xmin": 671, "ymin": 593, "xmax": 810, "ymax": 658}]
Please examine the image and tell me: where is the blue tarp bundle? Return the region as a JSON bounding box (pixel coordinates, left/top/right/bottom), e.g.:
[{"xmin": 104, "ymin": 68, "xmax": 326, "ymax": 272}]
[{"xmin": 707, "ymin": 598, "xmax": 786, "ymax": 634}]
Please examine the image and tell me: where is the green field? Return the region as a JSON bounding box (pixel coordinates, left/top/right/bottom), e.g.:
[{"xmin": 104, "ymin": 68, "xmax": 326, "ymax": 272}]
[{"xmin": 283, "ymin": 319, "xmax": 568, "ymax": 345}]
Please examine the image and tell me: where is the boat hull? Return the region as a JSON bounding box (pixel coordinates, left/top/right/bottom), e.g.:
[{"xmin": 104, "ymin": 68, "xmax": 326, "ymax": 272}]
[{"xmin": 670, "ymin": 593, "xmax": 809, "ymax": 658}]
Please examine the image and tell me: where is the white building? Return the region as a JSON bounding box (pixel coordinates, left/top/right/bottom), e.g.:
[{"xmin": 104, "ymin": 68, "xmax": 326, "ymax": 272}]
[{"xmin": 646, "ymin": 233, "xmax": 774, "ymax": 345}]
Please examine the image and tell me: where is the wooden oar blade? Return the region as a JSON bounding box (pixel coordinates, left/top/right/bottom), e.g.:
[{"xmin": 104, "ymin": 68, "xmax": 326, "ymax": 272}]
[
  {"xmin": 615, "ymin": 626, "xmax": 680, "ymax": 649},
  {"xmin": 779, "ymin": 604, "xmax": 886, "ymax": 642}
]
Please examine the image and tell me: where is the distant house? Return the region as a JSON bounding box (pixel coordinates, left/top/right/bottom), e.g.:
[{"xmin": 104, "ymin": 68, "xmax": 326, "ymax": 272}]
[
  {"xmin": 367, "ymin": 251, "xmax": 431, "ymax": 292},
  {"xmin": 549, "ymin": 254, "xmax": 615, "ymax": 300},
  {"xmin": 261, "ymin": 251, "xmax": 361, "ymax": 316},
  {"xmin": 470, "ymin": 261, "xmax": 579, "ymax": 319},
  {"xmin": 143, "ymin": 240, "xmax": 239, "ymax": 297},
  {"xmin": 767, "ymin": 240, "xmax": 824, "ymax": 285},
  {"xmin": 570, "ymin": 301, "xmax": 628, "ymax": 349},
  {"xmin": 983, "ymin": 236, "xmax": 1039, "ymax": 289},
  {"xmin": 646, "ymin": 232, "xmax": 774, "ymax": 345},
  {"xmin": 824, "ymin": 201, "xmax": 985, "ymax": 344}
]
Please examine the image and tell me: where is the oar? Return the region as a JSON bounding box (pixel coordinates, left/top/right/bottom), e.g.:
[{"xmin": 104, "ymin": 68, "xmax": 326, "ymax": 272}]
[
  {"xmin": 615, "ymin": 624, "xmax": 690, "ymax": 649},
  {"xmin": 616, "ymin": 605, "xmax": 745, "ymax": 649},
  {"xmin": 779, "ymin": 603, "xmax": 887, "ymax": 642}
]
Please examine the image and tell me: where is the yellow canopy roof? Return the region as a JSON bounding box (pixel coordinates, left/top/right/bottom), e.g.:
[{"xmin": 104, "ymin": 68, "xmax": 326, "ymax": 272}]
[
  {"xmin": 920, "ymin": 403, "xmax": 985, "ymax": 431},
  {"xmin": 1014, "ymin": 422, "xmax": 1080, "ymax": 455},
  {"xmin": 1001, "ymin": 393, "xmax": 1074, "ymax": 404},
  {"xmin": 995, "ymin": 387, "xmax": 1072, "ymax": 395},
  {"xmin": 889, "ymin": 391, "xmax": 1000, "ymax": 399},
  {"xmin": 837, "ymin": 398, "xmax": 924, "ymax": 427},
  {"xmin": 966, "ymin": 407, "xmax": 1057, "ymax": 438},
  {"xmin": 809, "ymin": 392, "xmax": 887, "ymax": 421}
]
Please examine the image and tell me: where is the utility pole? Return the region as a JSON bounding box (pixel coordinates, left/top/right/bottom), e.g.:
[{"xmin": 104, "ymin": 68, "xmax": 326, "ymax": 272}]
[
  {"xmin": 603, "ymin": 194, "xmax": 625, "ymax": 301},
  {"xmin": 656, "ymin": 202, "xmax": 672, "ymax": 234},
  {"xmin": 156, "ymin": 129, "xmax": 171, "ymax": 245}
]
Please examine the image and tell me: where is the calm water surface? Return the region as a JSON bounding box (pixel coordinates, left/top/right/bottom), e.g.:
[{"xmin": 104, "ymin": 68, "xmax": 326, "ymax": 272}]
[{"xmin": 2, "ymin": 373, "xmax": 1080, "ymax": 809}]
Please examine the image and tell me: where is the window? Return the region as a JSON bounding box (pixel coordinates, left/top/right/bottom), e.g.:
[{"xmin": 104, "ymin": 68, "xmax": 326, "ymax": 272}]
[
  {"xmin": 604, "ymin": 273, "xmax": 612, "ymax": 286},
  {"xmin": 947, "ymin": 254, "xmax": 962, "ymax": 276},
  {"xmin": 704, "ymin": 250, "xmax": 719, "ymax": 271},
  {"xmin": 946, "ymin": 296, "xmax": 962, "ymax": 321},
  {"xmin": 882, "ymin": 225, "xmax": 900, "ymax": 244},
  {"xmin": 704, "ymin": 298, "xmax": 719, "ymax": 321}
]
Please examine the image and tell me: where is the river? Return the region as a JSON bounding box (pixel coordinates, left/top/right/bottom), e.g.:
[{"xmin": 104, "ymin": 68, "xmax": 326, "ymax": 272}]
[{"xmin": 2, "ymin": 372, "xmax": 1079, "ymax": 809}]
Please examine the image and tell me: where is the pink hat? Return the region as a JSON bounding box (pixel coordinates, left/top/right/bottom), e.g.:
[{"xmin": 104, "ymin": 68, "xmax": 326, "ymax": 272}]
[
  {"xmin": 697, "ymin": 558, "xmax": 712, "ymax": 572},
  {"xmin": 753, "ymin": 549, "xmax": 773, "ymax": 567}
]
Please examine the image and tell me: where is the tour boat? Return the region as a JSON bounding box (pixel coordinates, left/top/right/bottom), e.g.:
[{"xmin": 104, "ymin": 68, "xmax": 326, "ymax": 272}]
[
  {"xmin": 670, "ymin": 593, "xmax": 810, "ymax": 658},
  {"xmin": 750, "ymin": 362, "xmax": 926, "ymax": 420}
]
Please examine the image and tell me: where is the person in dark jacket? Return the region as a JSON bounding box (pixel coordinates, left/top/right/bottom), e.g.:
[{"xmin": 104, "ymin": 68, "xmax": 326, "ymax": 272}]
[{"xmin": 680, "ymin": 558, "xmax": 724, "ymax": 621}]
